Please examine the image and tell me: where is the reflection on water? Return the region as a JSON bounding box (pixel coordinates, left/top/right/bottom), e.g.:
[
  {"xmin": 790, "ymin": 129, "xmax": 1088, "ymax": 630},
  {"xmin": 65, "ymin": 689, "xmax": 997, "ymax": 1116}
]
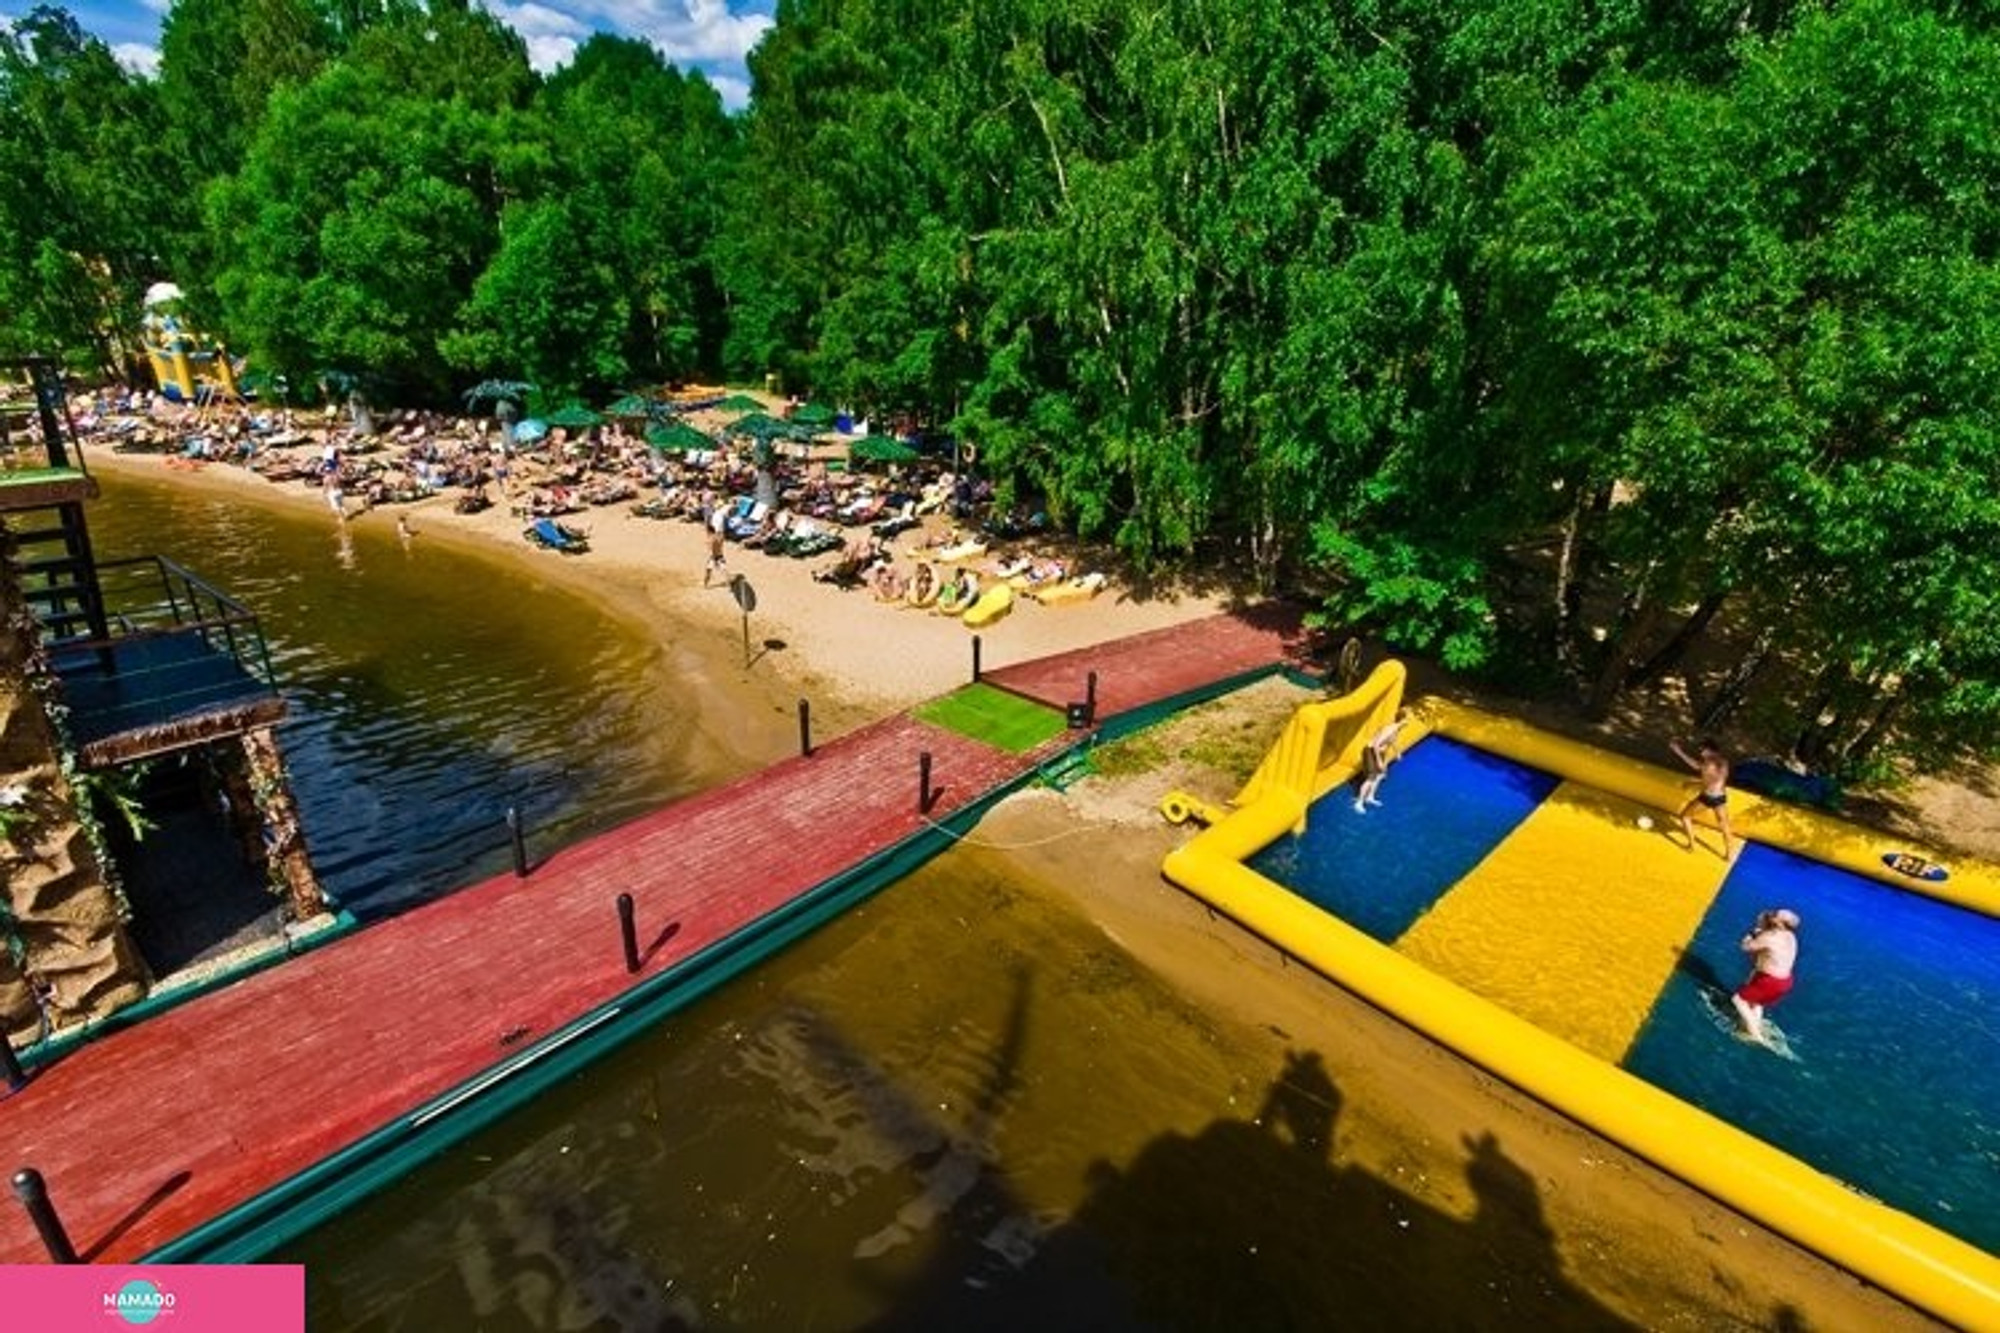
[
  {"xmin": 285, "ymin": 850, "xmax": 1626, "ymax": 1330},
  {"xmin": 88, "ymin": 471, "xmax": 695, "ymax": 919}
]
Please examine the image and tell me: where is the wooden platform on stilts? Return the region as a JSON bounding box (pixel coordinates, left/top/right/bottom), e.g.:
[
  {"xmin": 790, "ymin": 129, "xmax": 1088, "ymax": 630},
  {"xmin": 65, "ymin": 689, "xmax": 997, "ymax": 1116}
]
[{"xmin": 0, "ymin": 608, "xmax": 1306, "ymax": 1264}]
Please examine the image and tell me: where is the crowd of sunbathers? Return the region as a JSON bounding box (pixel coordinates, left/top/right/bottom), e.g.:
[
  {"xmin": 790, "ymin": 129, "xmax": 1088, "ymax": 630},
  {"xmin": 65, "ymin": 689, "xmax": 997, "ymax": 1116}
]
[{"xmin": 65, "ymin": 389, "xmax": 1111, "ymax": 613}]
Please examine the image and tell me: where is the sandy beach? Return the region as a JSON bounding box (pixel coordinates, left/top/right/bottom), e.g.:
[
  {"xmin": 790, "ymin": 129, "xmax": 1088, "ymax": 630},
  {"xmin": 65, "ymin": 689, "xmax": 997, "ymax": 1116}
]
[
  {"xmin": 80, "ymin": 444, "xmax": 1949, "ymax": 1328},
  {"xmin": 87, "ymin": 441, "xmax": 1236, "ymax": 764}
]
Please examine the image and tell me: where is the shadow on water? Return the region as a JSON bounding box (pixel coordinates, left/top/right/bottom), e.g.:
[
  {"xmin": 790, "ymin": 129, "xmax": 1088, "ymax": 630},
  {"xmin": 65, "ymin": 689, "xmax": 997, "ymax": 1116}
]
[
  {"xmin": 861, "ymin": 1037, "xmax": 1636, "ymax": 1332},
  {"xmin": 285, "ymin": 868, "xmax": 1835, "ymax": 1332},
  {"xmin": 1674, "ymin": 946, "xmax": 1731, "ymax": 995}
]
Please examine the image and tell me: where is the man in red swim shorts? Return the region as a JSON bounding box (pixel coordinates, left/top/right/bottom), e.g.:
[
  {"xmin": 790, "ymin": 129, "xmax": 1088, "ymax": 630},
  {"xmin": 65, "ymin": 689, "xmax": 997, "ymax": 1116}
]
[{"xmin": 1732, "ymin": 908, "xmax": 1799, "ymax": 1045}]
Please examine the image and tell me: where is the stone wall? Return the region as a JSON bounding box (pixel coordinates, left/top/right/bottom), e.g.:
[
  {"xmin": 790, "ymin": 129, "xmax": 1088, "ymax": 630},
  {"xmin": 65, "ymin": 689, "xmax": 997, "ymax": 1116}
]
[{"xmin": 1, "ymin": 554, "xmax": 149, "ymax": 1046}]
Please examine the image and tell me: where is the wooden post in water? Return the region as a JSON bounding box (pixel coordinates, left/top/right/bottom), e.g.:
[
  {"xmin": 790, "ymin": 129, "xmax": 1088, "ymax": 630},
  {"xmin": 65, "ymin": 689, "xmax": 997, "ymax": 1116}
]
[{"xmin": 506, "ymin": 807, "xmax": 529, "ymax": 877}]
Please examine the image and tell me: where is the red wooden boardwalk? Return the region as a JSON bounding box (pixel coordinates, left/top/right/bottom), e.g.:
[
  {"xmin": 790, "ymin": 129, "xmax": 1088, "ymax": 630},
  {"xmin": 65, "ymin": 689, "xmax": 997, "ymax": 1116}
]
[
  {"xmin": 0, "ymin": 609, "xmax": 1303, "ymax": 1264},
  {"xmin": 986, "ymin": 601, "xmax": 1306, "ymax": 717}
]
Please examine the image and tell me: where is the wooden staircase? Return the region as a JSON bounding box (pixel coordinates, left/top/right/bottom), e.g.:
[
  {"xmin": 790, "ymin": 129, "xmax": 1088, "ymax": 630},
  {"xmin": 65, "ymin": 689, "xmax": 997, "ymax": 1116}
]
[{"xmin": 0, "ymin": 356, "xmax": 109, "ymax": 647}]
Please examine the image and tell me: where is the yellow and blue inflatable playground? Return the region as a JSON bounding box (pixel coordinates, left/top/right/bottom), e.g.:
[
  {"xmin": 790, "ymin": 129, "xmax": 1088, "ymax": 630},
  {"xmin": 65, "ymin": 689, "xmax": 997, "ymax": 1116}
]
[{"xmin": 1162, "ymin": 662, "xmax": 2000, "ymax": 1329}]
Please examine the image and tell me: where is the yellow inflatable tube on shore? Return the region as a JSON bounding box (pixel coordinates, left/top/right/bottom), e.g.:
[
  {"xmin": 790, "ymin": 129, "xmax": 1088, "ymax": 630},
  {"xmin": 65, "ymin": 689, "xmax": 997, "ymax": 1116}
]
[{"xmin": 1162, "ymin": 690, "xmax": 2000, "ymax": 1330}]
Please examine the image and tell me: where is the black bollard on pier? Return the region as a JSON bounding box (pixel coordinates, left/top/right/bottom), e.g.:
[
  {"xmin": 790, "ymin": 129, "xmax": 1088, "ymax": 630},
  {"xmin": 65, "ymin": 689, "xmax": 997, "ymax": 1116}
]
[
  {"xmin": 971, "ymin": 635, "xmax": 982, "ymax": 683},
  {"xmin": 11, "ymin": 1168, "xmax": 77, "ymax": 1263},
  {"xmin": 919, "ymin": 751, "xmax": 934, "ymax": 814},
  {"xmin": 617, "ymin": 894, "xmax": 640, "ymax": 974},
  {"xmin": 506, "ymin": 806, "xmax": 529, "ymax": 878},
  {"xmin": 1086, "ymin": 670, "xmax": 1098, "ymax": 724},
  {"xmin": 798, "ymin": 698, "xmax": 813, "ymax": 758}
]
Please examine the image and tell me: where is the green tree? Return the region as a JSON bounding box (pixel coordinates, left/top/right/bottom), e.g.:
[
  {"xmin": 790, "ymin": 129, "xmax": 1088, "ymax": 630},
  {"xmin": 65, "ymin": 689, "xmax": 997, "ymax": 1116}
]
[
  {"xmin": 0, "ymin": 6, "xmax": 191, "ymax": 375},
  {"xmin": 531, "ymin": 35, "xmax": 738, "ymax": 384},
  {"xmin": 157, "ymin": 0, "xmax": 335, "ymax": 181},
  {"xmin": 206, "ymin": 3, "xmax": 536, "ymax": 395},
  {"xmin": 442, "ymin": 198, "xmax": 629, "ymax": 396},
  {"xmin": 1493, "ymin": 0, "xmax": 2000, "ymax": 765}
]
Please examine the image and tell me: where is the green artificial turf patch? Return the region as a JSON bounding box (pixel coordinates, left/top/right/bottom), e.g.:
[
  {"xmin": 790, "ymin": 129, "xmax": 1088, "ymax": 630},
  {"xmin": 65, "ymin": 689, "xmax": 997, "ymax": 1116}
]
[{"xmin": 914, "ymin": 682, "xmax": 1069, "ymax": 753}]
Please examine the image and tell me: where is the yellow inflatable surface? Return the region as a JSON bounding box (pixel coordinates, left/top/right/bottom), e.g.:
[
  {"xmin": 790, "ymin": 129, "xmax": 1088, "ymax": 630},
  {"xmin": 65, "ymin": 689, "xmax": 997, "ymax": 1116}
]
[{"xmin": 1160, "ymin": 673, "xmax": 2000, "ymax": 1330}]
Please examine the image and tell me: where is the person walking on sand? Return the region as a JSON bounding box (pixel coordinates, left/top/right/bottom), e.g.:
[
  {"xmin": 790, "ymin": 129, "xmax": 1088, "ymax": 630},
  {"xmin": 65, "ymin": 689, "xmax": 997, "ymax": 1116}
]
[
  {"xmin": 1732, "ymin": 908, "xmax": 1799, "ymax": 1045},
  {"xmin": 704, "ymin": 498, "xmax": 729, "ymax": 587},
  {"xmin": 1672, "ymin": 737, "xmax": 1736, "ymax": 861},
  {"xmin": 1354, "ymin": 709, "xmax": 1410, "ymax": 813}
]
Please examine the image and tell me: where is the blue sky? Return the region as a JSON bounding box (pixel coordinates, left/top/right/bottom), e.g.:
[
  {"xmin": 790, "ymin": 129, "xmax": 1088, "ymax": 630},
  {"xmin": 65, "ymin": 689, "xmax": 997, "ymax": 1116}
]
[{"xmin": 23, "ymin": 0, "xmax": 775, "ymax": 109}]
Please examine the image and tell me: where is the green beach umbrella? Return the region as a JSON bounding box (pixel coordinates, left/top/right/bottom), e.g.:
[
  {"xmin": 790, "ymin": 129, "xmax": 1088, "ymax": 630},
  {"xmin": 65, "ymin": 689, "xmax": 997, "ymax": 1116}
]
[
  {"xmin": 605, "ymin": 392, "xmax": 653, "ymax": 417},
  {"xmin": 790, "ymin": 402, "xmax": 836, "ymax": 427},
  {"xmin": 545, "ymin": 403, "xmax": 604, "ymax": 429},
  {"xmin": 728, "ymin": 411, "xmax": 801, "ymax": 439},
  {"xmin": 461, "ymin": 379, "xmax": 537, "ymax": 411},
  {"xmin": 714, "ymin": 393, "xmax": 764, "ymax": 412},
  {"xmin": 646, "ymin": 421, "xmax": 713, "ymax": 452},
  {"xmin": 850, "ymin": 435, "xmax": 920, "ymax": 464}
]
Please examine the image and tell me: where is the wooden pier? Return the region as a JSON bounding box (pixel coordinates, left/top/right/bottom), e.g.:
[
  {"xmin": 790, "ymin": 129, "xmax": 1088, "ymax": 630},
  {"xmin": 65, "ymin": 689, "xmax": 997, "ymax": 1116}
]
[{"xmin": 0, "ymin": 608, "xmax": 1305, "ymax": 1263}]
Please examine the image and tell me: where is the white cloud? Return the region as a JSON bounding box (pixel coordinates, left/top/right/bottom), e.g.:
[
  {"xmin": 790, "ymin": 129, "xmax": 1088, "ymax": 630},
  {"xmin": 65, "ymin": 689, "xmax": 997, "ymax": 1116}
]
[
  {"xmin": 489, "ymin": 1, "xmax": 588, "ymax": 40},
  {"xmin": 485, "ymin": 1, "xmax": 588, "ymax": 71},
  {"xmin": 476, "ymin": 1, "xmax": 769, "ymax": 96},
  {"xmin": 708, "ymin": 72, "xmax": 749, "ymax": 111},
  {"xmin": 524, "ymin": 33, "xmax": 578, "ymax": 70},
  {"xmin": 112, "ymin": 41, "xmax": 160, "ymax": 77},
  {"xmin": 138, "ymin": 0, "xmax": 170, "ymax": 12},
  {"xmin": 585, "ymin": 0, "xmax": 772, "ymax": 64}
]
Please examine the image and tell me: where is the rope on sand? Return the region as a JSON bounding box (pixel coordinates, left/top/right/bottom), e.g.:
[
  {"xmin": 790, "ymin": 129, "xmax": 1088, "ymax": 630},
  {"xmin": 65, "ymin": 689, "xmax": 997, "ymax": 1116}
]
[{"xmin": 916, "ymin": 807, "xmax": 1101, "ymax": 850}]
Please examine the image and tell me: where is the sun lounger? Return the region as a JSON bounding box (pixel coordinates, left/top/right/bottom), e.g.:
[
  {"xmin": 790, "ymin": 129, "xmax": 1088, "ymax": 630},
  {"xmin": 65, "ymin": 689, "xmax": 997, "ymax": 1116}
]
[
  {"xmin": 1030, "ymin": 571, "xmax": 1106, "ymax": 605},
  {"xmin": 524, "ymin": 517, "xmax": 589, "ymax": 554},
  {"xmin": 936, "ymin": 538, "xmax": 989, "ymax": 564}
]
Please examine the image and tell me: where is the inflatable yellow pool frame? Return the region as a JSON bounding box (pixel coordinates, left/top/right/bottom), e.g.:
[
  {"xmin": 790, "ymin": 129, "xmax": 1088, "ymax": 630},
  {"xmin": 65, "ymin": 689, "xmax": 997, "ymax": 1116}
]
[{"xmin": 1160, "ymin": 661, "xmax": 2000, "ymax": 1329}]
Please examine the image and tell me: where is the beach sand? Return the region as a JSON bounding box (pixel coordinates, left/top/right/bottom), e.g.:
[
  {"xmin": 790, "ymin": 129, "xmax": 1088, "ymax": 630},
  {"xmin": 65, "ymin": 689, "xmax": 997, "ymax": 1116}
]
[
  {"xmin": 91, "ymin": 447, "xmax": 1233, "ymax": 769},
  {"xmin": 84, "ymin": 448, "xmax": 1947, "ymax": 1328}
]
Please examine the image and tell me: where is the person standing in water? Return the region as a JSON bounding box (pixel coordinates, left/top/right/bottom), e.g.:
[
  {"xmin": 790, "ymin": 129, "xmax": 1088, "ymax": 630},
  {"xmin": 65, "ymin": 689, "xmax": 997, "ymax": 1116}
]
[
  {"xmin": 1671, "ymin": 737, "xmax": 1737, "ymax": 861},
  {"xmin": 1732, "ymin": 908, "xmax": 1799, "ymax": 1045},
  {"xmin": 1354, "ymin": 709, "xmax": 1410, "ymax": 813}
]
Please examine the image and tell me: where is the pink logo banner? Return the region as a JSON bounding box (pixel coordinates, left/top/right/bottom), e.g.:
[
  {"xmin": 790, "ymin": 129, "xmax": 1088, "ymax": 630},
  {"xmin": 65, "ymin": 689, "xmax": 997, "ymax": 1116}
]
[{"xmin": 0, "ymin": 1265, "xmax": 303, "ymax": 1332}]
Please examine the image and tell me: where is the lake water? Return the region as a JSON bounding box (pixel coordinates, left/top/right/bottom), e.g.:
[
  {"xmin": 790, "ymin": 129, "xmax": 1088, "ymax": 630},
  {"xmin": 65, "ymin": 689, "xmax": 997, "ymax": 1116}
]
[{"xmin": 90, "ymin": 470, "xmax": 697, "ymax": 920}]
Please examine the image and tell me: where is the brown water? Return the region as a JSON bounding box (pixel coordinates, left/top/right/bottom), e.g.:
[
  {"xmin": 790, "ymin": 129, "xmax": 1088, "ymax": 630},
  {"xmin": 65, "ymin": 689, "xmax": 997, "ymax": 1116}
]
[{"xmin": 89, "ymin": 470, "xmax": 697, "ymax": 918}]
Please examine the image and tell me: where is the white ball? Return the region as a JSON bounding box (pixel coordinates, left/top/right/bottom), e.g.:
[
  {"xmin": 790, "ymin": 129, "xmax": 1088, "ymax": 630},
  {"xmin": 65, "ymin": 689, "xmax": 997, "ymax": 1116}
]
[{"xmin": 1636, "ymin": 815, "xmax": 1655, "ymax": 831}]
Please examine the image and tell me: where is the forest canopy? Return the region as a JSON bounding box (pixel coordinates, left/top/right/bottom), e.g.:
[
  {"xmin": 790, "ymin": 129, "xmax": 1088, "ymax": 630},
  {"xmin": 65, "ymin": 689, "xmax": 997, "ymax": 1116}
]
[{"xmin": 3, "ymin": 0, "xmax": 1998, "ymax": 779}]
